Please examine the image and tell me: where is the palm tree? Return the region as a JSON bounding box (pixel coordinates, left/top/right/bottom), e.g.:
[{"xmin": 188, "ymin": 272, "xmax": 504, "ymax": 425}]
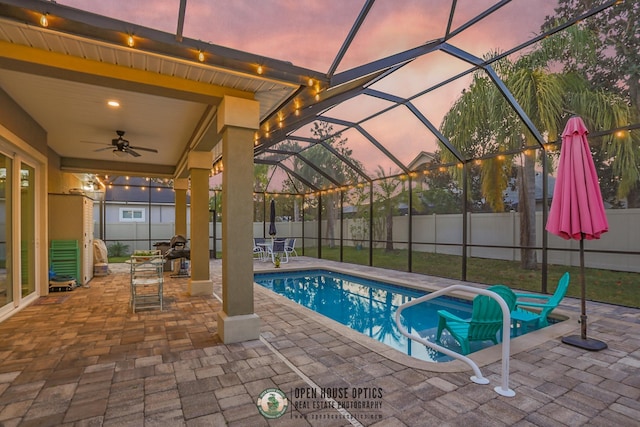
[{"xmin": 440, "ymin": 44, "xmax": 633, "ymax": 270}]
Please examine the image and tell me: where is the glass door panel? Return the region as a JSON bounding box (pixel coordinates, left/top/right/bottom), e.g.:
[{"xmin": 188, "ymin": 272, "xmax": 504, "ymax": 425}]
[
  {"xmin": 20, "ymin": 163, "xmax": 35, "ymax": 297},
  {"xmin": 0, "ymin": 154, "xmax": 11, "ymax": 307}
]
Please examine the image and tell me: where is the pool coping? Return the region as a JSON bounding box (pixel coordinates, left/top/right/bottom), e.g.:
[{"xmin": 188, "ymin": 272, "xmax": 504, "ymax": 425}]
[{"xmin": 254, "ymin": 263, "xmax": 582, "ymax": 374}]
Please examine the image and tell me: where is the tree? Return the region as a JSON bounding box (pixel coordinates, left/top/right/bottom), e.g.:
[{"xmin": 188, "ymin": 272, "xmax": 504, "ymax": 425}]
[
  {"xmin": 440, "ymin": 59, "xmax": 562, "ymax": 269},
  {"xmin": 373, "ymin": 166, "xmax": 402, "ymax": 252},
  {"xmin": 281, "ymin": 121, "xmax": 362, "ymax": 248},
  {"xmin": 542, "ymin": 2, "xmax": 640, "ymax": 205},
  {"xmin": 440, "ymin": 36, "xmax": 633, "ymax": 269}
]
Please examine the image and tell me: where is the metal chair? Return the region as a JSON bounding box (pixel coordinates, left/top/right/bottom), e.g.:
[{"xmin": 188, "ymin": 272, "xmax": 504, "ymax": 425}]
[
  {"xmin": 285, "ymin": 238, "xmax": 298, "ymax": 258},
  {"xmin": 268, "ymin": 238, "xmax": 288, "ymax": 264},
  {"xmin": 253, "ymin": 238, "xmax": 266, "ymax": 261}
]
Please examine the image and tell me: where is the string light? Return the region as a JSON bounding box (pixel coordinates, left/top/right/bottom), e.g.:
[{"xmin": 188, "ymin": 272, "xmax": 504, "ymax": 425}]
[
  {"xmin": 198, "ymin": 50, "xmax": 205, "ymax": 62},
  {"xmin": 257, "ymin": 65, "xmax": 264, "ymax": 75},
  {"xmin": 127, "ymin": 35, "xmax": 135, "ymax": 47},
  {"xmin": 40, "ymin": 13, "xmax": 48, "ymax": 27}
]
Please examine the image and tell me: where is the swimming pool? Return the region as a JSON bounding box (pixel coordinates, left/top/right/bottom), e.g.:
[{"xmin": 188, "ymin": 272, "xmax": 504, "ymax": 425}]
[{"xmin": 254, "ymin": 269, "xmax": 500, "ymax": 362}]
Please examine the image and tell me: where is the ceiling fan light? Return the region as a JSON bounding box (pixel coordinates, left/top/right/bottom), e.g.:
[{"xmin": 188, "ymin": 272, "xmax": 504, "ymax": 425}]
[{"xmin": 113, "ymin": 149, "xmax": 127, "ymax": 158}]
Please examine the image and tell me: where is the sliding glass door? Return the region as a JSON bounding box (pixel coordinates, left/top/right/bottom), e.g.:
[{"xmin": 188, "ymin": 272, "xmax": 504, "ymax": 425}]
[
  {"xmin": 0, "ymin": 154, "xmax": 12, "ymax": 308},
  {"xmin": 20, "ymin": 162, "xmax": 36, "ymax": 298}
]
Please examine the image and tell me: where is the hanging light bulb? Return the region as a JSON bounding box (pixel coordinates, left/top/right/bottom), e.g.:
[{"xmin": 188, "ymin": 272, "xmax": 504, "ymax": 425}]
[
  {"xmin": 198, "ymin": 50, "xmax": 205, "ymax": 62},
  {"xmin": 40, "ymin": 13, "xmax": 49, "ymax": 27},
  {"xmin": 257, "ymin": 65, "xmax": 264, "ymax": 75},
  {"xmin": 127, "ymin": 35, "xmax": 135, "ymax": 47}
]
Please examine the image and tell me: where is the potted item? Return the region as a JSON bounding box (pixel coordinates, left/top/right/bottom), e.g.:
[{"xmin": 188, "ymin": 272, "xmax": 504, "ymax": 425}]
[{"xmin": 274, "ymin": 254, "xmax": 281, "ymax": 268}]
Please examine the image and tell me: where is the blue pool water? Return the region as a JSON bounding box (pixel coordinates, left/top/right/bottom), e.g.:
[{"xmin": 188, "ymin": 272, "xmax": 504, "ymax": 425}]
[{"xmin": 255, "ymin": 269, "xmax": 489, "ymax": 362}]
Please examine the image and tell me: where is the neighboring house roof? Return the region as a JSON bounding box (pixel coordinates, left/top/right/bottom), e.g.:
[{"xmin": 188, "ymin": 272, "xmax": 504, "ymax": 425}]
[{"xmin": 407, "ymin": 151, "xmax": 437, "ymax": 171}]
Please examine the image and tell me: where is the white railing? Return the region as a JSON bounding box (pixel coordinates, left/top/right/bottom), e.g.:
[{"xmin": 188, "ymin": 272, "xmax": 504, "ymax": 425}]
[{"xmin": 394, "ymin": 285, "xmax": 515, "ymax": 397}]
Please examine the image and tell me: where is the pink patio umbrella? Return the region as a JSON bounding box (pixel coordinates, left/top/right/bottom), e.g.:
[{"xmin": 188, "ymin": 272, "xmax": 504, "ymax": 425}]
[{"xmin": 546, "ymin": 116, "xmax": 608, "ymax": 351}]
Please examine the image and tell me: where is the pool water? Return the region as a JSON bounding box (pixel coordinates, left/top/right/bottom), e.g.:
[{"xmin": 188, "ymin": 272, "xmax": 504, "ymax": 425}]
[{"xmin": 254, "ymin": 269, "xmax": 498, "ymax": 362}]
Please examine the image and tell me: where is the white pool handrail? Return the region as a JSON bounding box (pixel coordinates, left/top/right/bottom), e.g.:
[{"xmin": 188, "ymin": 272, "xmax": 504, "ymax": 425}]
[{"xmin": 394, "ymin": 284, "xmax": 515, "ymax": 397}]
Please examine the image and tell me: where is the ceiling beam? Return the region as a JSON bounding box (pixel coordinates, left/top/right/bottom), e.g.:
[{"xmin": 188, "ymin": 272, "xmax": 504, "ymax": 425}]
[{"xmin": 60, "ymin": 157, "xmax": 175, "ymax": 177}]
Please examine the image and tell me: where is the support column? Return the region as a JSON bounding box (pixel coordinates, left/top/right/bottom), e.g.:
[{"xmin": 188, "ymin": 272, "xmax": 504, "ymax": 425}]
[
  {"xmin": 188, "ymin": 152, "xmax": 214, "ymax": 296},
  {"xmin": 217, "ymin": 95, "xmax": 260, "ymax": 343},
  {"xmin": 174, "ymin": 178, "xmax": 188, "ymax": 238}
]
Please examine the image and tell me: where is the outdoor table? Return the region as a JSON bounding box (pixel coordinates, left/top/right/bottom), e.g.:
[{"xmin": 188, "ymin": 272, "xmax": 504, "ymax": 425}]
[{"xmin": 256, "ymin": 241, "xmax": 272, "ymax": 262}]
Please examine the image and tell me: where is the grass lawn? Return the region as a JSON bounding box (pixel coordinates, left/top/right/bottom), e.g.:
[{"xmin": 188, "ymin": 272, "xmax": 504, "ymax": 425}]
[{"xmin": 317, "ymin": 246, "xmax": 640, "ymax": 308}]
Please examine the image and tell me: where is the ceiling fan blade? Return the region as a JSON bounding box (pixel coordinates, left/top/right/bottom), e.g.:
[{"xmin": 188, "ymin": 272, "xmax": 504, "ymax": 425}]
[
  {"xmin": 125, "ymin": 148, "xmax": 142, "ymax": 157},
  {"xmin": 129, "ymin": 146, "xmax": 158, "ymax": 153},
  {"xmin": 94, "ymin": 146, "xmax": 114, "ymax": 152}
]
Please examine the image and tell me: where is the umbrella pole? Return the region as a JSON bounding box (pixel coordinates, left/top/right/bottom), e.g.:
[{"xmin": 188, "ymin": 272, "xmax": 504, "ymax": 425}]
[
  {"xmin": 579, "ymin": 237, "xmax": 587, "ymax": 340},
  {"xmin": 561, "ymin": 236, "xmax": 607, "ymax": 351}
]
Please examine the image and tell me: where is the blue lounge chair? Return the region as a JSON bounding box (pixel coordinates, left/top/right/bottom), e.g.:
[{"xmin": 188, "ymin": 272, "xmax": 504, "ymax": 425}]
[
  {"xmin": 511, "ymin": 272, "xmax": 570, "ymax": 331},
  {"xmin": 436, "ymin": 285, "xmax": 516, "ymax": 355}
]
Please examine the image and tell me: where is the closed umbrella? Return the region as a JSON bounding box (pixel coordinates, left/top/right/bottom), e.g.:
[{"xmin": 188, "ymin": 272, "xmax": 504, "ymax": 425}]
[
  {"xmin": 546, "ymin": 116, "xmax": 608, "ymax": 351},
  {"xmin": 268, "ymin": 199, "xmax": 277, "ymax": 237}
]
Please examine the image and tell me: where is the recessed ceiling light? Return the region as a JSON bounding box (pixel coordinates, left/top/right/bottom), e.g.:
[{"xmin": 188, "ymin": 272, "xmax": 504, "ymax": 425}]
[{"xmin": 107, "ymin": 100, "xmax": 120, "ymax": 107}]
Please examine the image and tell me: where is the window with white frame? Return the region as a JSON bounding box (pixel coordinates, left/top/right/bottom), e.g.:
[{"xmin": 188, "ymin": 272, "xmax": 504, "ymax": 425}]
[{"xmin": 119, "ymin": 207, "xmax": 145, "ymax": 222}]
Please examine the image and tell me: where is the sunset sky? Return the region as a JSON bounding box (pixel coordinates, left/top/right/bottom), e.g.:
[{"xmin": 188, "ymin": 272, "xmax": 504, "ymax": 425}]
[{"xmin": 58, "ymin": 0, "xmax": 561, "ymax": 182}]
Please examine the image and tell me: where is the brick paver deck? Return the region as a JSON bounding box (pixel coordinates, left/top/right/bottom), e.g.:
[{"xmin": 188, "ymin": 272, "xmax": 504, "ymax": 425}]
[{"xmin": 0, "ymin": 258, "xmax": 638, "ymax": 426}]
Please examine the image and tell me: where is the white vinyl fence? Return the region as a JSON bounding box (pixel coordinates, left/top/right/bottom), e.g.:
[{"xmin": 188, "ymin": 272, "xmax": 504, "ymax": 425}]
[{"xmin": 96, "ymin": 209, "xmax": 640, "ymax": 272}]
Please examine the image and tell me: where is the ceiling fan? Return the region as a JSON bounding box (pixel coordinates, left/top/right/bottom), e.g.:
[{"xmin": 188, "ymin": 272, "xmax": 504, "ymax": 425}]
[{"xmin": 93, "ymin": 130, "xmax": 158, "ymax": 157}]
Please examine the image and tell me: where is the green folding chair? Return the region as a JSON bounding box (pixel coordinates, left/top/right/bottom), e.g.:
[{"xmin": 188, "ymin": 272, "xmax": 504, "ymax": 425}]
[
  {"xmin": 436, "ymin": 285, "xmax": 516, "ymax": 355},
  {"xmin": 511, "ymin": 272, "xmax": 570, "ymax": 331}
]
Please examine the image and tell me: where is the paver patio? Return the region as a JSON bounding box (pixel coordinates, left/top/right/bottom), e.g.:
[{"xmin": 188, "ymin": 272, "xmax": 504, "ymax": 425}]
[{"xmin": 0, "ymin": 258, "xmax": 638, "ymax": 426}]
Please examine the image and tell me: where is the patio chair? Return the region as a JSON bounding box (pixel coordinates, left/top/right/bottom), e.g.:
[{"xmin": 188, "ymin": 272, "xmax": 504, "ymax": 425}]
[
  {"xmin": 511, "ymin": 272, "xmax": 570, "ymax": 331},
  {"xmin": 253, "ymin": 238, "xmax": 266, "ymax": 261},
  {"xmin": 285, "ymin": 238, "xmax": 298, "ymax": 258},
  {"xmin": 268, "ymin": 238, "xmax": 289, "ymax": 264},
  {"xmin": 436, "ymin": 285, "xmax": 516, "ymax": 355}
]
